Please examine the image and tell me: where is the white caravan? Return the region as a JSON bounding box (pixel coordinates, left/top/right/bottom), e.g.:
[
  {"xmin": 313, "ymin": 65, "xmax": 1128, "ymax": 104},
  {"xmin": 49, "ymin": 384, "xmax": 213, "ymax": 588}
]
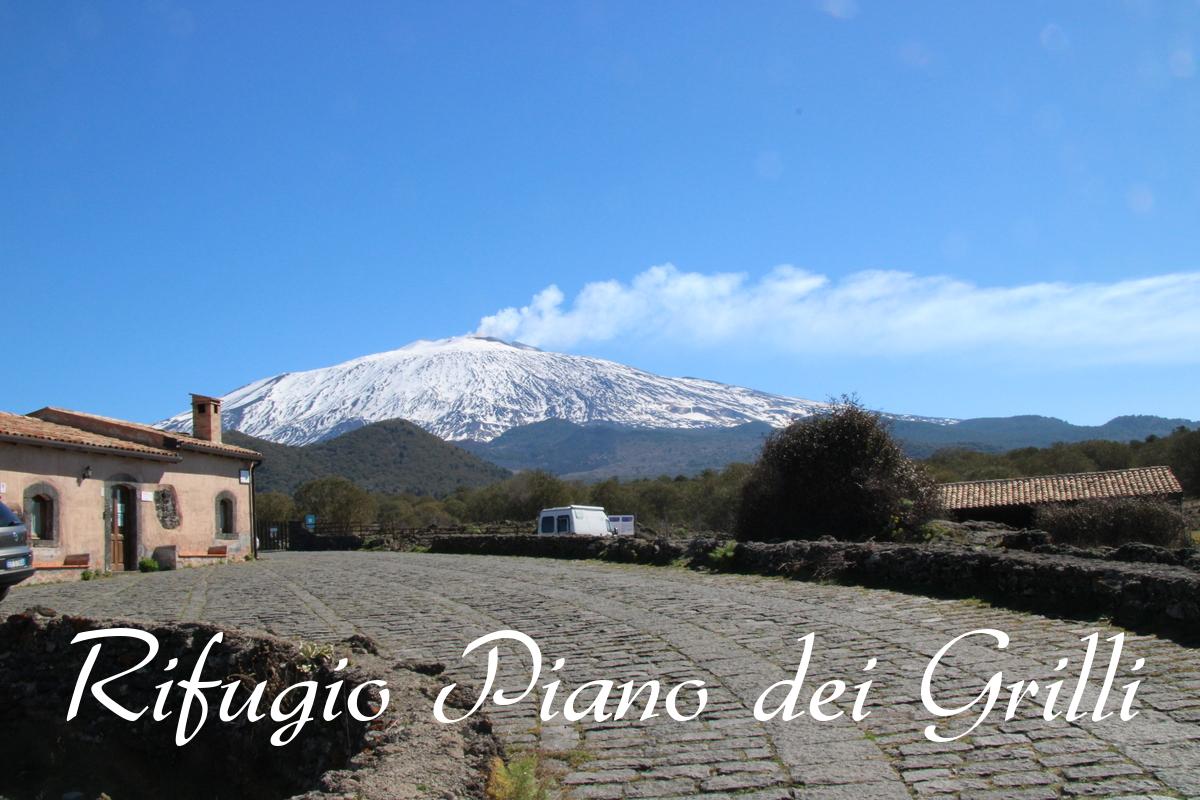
[{"xmin": 538, "ymin": 506, "xmax": 616, "ymax": 536}]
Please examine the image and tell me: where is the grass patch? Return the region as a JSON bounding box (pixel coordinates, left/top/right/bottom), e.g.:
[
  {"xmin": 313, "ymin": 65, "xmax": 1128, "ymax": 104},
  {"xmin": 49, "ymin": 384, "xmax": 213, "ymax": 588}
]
[
  {"xmin": 909, "ymin": 520, "xmax": 965, "ymax": 544},
  {"xmin": 541, "ymin": 748, "xmax": 594, "ymax": 769},
  {"xmin": 485, "ymin": 753, "xmax": 557, "ymax": 800},
  {"xmin": 708, "ymin": 541, "xmax": 738, "ymax": 570},
  {"xmin": 79, "ymin": 570, "xmax": 114, "ymax": 581},
  {"xmin": 296, "ymin": 641, "xmax": 336, "ymax": 673}
]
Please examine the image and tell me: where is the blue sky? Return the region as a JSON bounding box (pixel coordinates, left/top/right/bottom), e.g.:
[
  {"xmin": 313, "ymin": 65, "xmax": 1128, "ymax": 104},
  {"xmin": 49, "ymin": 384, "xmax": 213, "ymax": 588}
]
[{"xmin": 3, "ymin": 1, "xmax": 1198, "ymax": 426}]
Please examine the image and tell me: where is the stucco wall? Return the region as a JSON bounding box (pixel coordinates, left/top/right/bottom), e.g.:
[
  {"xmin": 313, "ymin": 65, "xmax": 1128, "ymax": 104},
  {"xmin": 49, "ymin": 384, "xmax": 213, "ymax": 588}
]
[{"xmin": 0, "ymin": 442, "xmax": 254, "ymax": 571}]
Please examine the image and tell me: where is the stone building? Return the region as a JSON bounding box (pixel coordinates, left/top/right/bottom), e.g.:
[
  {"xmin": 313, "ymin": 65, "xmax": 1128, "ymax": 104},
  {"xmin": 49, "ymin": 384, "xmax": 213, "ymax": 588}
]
[
  {"xmin": 0, "ymin": 395, "xmax": 261, "ymax": 580},
  {"xmin": 938, "ymin": 465, "xmax": 1184, "ymax": 526}
]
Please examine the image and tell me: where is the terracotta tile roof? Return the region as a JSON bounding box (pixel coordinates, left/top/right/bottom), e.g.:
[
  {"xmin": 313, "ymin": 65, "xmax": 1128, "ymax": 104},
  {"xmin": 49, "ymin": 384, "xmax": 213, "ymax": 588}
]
[
  {"xmin": 29, "ymin": 408, "xmax": 261, "ymax": 461},
  {"xmin": 176, "ymin": 438, "xmax": 262, "ymax": 459},
  {"xmin": 0, "ymin": 411, "xmax": 180, "ymax": 460},
  {"xmin": 938, "ymin": 466, "xmax": 1183, "ymax": 511}
]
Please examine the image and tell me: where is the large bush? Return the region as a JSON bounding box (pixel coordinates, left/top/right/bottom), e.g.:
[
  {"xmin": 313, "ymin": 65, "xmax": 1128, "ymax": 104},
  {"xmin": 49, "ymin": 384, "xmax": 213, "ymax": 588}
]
[
  {"xmin": 293, "ymin": 477, "xmax": 377, "ymax": 526},
  {"xmin": 1035, "ymin": 497, "xmax": 1189, "ymax": 548},
  {"xmin": 735, "ymin": 399, "xmax": 940, "ymax": 542},
  {"xmin": 461, "ymin": 471, "xmax": 572, "ymax": 523},
  {"xmin": 254, "ymin": 491, "xmax": 296, "ymax": 524}
]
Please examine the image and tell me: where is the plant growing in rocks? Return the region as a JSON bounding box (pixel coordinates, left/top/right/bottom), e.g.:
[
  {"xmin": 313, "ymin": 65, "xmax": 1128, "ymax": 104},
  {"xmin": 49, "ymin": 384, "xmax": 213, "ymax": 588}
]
[
  {"xmin": 485, "ymin": 753, "xmax": 556, "ymax": 800},
  {"xmin": 735, "ymin": 397, "xmax": 940, "ymax": 542}
]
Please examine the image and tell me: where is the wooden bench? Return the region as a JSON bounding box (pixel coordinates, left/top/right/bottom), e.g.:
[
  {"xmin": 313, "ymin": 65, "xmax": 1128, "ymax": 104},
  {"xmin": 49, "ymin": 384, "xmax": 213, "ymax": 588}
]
[
  {"xmin": 36, "ymin": 553, "xmax": 91, "ymax": 571},
  {"xmin": 179, "ymin": 545, "xmax": 228, "ymax": 559}
]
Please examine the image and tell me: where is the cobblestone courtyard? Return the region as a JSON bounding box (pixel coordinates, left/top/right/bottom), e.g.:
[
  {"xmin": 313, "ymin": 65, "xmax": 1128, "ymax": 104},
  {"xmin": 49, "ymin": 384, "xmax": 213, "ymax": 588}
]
[{"xmin": 12, "ymin": 552, "xmax": 1200, "ymax": 799}]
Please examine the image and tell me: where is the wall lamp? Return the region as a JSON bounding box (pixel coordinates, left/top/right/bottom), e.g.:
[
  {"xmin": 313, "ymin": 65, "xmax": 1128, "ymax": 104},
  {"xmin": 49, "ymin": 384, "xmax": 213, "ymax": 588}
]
[{"xmin": 81, "ymin": 466, "xmax": 93, "ymax": 480}]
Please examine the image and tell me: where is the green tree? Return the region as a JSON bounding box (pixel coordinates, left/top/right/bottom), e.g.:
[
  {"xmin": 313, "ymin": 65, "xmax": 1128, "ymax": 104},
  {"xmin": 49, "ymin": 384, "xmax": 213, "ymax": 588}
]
[
  {"xmin": 1009, "ymin": 443, "xmax": 1097, "ymax": 476},
  {"xmin": 412, "ymin": 497, "xmax": 457, "ymax": 527},
  {"xmin": 504, "ymin": 470, "xmax": 573, "ymax": 520},
  {"xmin": 1162, "ymin": 427, "xmax": 1200, "ymax": 496},
  {"xmin": 255, "ymin": 491, "xmax": 296, "ymax": 523},
  {"xmin": 441, "ymin": 495, "xmax": 468, "ymax": 522},
  {"xmin": 376, "ymin": 494, "xmax": 417, "ymax": 526},
  {"xmin": 463, "ymin": 470, "xmax": 573, "ymax": 522},
  {"xmin": 293, "ymin": 477, "xmax": 377, "ymax": 526}
]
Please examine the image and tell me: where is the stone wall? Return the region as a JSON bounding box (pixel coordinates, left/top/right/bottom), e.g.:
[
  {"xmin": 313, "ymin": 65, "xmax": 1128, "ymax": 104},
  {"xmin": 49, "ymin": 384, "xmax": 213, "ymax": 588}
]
[
  {"xmin": 0, "ymin": 612, "xmax": 373, "ymax": 798},
  {"xmin": 428, "ymin": 534, "xmax": 1200, "ymax": 643},
  {"xmin": 0, "ymin": 611, "xmax": 499, "ymax": 799}
]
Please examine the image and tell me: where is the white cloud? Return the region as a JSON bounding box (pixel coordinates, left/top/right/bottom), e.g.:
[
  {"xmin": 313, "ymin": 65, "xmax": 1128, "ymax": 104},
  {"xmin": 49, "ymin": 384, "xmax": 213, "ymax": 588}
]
[
  {"xmin": 898, "ymin": 41, "xmax": 932, "ymax": 69},
  {"xmin": 1170, "ymin": 48, "xmax": 1195, "ymax": 78},
  {"xmin": 1127, "ymin": 183, "xmax": 1156, "ymax": 215},
  {"xmin": 1039, "ymin": 23, "xmax": 1070, "ymax": 53},
  {"xmin": 754, "ymin": 150, "xmax": 784, "ymax": 181},
  {"xmin": 818, "ymin": 0, "xmax": 858, "ymax": 20},
  {"xmin": 474, "ymin": 264, "xmax": 1200, "ymax": 365}
]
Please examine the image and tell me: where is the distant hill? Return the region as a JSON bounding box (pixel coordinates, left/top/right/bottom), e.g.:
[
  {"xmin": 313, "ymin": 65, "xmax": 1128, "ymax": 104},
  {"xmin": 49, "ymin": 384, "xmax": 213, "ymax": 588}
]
[
  {"xmin": 234, "ymin": 412, "xmax": 1197, "ymax": 490},
  {"xmin": 460, "ymin": 419, "xmax": 774, "ymax": 481},
  {"xmin": 890, "ymin": 414, "xmax": 1198, "ymax": 457},
  {"xmin": 227, "ymin": 420, "xmax": 510, "ymax": 496},
  {"xmin": 463, "ymin": 415, "xmax": 1198, "ymax": 480}
]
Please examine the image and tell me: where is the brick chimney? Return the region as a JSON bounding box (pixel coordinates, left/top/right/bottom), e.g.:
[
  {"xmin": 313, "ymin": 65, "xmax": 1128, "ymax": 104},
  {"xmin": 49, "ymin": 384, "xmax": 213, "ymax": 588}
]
[{"xmin": 190, "ymin": 394, "xmax": 223, "ymax": 443}]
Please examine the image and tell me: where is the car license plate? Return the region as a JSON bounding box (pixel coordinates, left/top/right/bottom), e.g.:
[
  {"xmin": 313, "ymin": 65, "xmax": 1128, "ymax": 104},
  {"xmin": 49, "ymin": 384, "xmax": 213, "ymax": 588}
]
[{"xmin": 5, "ymin": 557, "xmax": 28, "ymax": 569}]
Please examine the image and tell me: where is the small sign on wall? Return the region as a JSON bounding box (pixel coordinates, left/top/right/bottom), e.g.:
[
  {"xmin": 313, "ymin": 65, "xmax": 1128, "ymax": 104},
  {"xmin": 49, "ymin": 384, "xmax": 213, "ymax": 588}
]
[
  {"xmin": 0, "ymin": 482, "xmax": 6, "ymax": 495},
  {"xmin": 141, "ymin": 491, "xmax": 155, "ymax": 502},
  {"xmin": 239, "ymin": 469, "xmax": 251, "ymax": 485}
]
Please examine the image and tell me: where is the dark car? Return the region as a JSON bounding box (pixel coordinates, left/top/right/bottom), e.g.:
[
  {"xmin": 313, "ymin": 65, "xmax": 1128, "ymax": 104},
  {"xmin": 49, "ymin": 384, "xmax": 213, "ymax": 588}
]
[{"xmin": 0, "ymin": 500, "xmax": 34, "ymax": 601}]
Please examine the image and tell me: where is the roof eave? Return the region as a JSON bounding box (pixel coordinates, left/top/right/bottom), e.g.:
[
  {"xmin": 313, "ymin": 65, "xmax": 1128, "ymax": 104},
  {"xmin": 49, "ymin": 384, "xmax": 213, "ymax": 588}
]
[
  {"xmin": 177, "ymin": 441, "xmax": 263, "ymax": 462},
  {"xmin": 0, "ymin": 433, "xmax": 182, "ymax": 463}
]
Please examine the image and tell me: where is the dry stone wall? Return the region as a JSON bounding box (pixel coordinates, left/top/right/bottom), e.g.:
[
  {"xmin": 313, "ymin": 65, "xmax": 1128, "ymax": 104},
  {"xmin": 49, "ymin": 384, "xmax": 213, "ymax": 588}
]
[{"xmin": 428, "ymin": 534, "xmax": 1200, "ymax": 642}]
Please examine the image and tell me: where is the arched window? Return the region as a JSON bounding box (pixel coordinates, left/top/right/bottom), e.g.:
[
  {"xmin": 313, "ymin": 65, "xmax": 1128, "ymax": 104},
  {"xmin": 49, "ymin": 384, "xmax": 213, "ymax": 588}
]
[
  {"xmin": 216, "ymin": 493, "xmax": 236, "ymax": 537},
  {"xmin": 23, "ymin": 483, "xmax": 59, "ymax": 544}
]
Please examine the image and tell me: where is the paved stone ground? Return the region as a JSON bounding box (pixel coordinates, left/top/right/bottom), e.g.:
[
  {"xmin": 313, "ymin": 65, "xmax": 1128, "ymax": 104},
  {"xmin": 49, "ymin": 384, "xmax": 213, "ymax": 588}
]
[{"xmin": 11, "ymin": 552, "xmax": 1200, "ymax": 799}]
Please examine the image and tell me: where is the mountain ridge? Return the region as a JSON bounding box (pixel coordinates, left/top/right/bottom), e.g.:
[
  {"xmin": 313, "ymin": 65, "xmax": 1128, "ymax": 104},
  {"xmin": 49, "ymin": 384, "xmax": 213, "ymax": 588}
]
[
  {"xmin": 464, "ymin": 414, "xmax": 1198, "ymax": 479},
  {"xmin": 226, "ymin": 420, "xmax": 510, "ymax": 496},
  {"xmin": 160, "ymin": 335, "xmax": 898, "ymax": 444},
  {"xmin": 233, "ymin": 412, "xmax": 1197, "ymax": 491},
  {"xmin": 158, "ymin": 336, "xmax": 1190, "ymax": 461}
]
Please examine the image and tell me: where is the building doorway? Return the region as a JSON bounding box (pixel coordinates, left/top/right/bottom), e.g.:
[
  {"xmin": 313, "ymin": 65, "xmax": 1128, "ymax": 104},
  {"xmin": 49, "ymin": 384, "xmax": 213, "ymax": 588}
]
[{"xmin": 109, "ymin": 485, "xmax": 137, "ymax": 570}]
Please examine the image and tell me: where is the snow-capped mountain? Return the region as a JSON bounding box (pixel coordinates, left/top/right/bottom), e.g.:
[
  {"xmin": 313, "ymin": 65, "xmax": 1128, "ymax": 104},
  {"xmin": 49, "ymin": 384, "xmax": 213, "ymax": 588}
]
[{"xmin": 159, "ymin": 336, "xmax": 947, "ymax": 445}]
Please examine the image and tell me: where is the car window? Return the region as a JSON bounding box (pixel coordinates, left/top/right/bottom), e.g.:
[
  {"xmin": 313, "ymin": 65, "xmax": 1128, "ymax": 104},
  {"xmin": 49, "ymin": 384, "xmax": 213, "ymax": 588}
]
[
  {"xmin": 0, "ymin": 501, "xmax": 22, "ymax": 527},
  {"xmin": 556, "ymin": 514, "xmax": 570, "ymax": 533},
  {"xmin": 540, "ymin": 515, "xmax": 555, "ymax": 533}
]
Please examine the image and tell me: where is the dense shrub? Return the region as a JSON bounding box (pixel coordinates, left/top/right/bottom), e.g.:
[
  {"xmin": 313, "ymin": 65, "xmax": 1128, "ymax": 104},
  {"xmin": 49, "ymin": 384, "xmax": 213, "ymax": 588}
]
[
  {"xmin": 254, "ymin": 491, "xmax": 296, "ymax": 524},
  {"xmin": 734, "ymin": 399, "xmax": 940, "ymax": 542},
  {"xmin": 1035, "ymin": 497, "xmax": 1190, "ymax": 548},
  {"xmin": 293, "ymin": 476, "xmax": 378, "ymax": 526}
]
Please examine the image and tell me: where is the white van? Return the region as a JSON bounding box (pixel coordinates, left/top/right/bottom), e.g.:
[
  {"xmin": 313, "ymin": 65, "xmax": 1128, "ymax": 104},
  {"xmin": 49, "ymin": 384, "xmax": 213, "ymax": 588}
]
[
  {"xmin": 607, "ymin": 515, "xmax": 635, "ymax": 536},
  {"xmin": 538, "ymin": 506, "xmax": 615, "ymax": 536}
]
